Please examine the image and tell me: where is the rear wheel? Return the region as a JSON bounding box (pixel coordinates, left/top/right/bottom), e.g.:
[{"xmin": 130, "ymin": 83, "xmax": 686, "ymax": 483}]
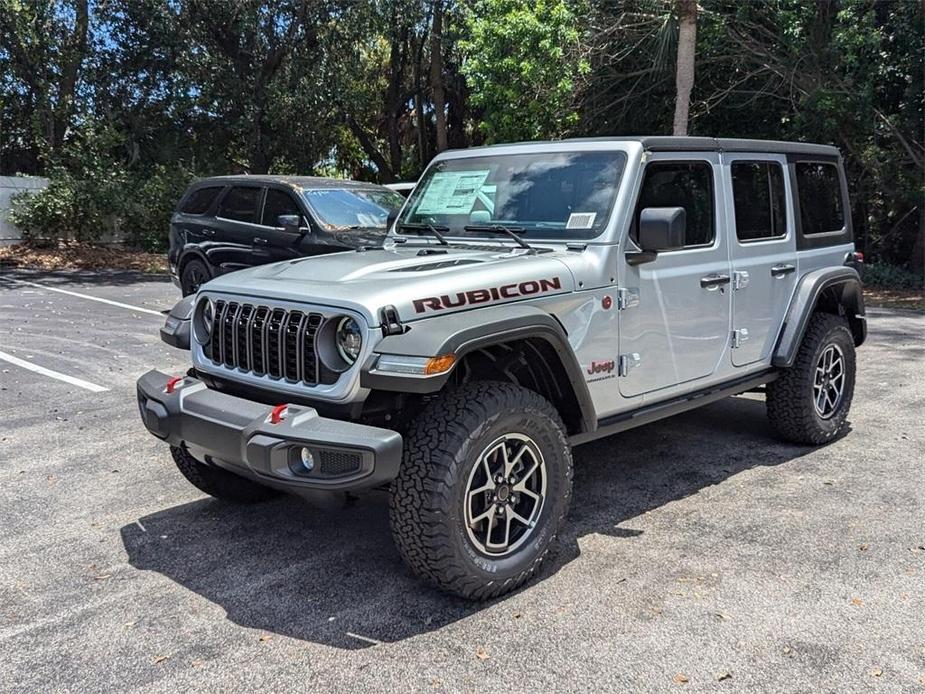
[
  {"xmin": 767, "ymin": 313, "xmax": 856, "ymax": 444},
  {"xmin": 389, "ymin": 381, "xmax": 573, "ymax": 600},
  {"xmin": 170, "ymin": 445, "xmax": 280, "ymax": 503},
  {"xmin": 180, "ymin": 258, "xmax": 210, "ymax": 296}
]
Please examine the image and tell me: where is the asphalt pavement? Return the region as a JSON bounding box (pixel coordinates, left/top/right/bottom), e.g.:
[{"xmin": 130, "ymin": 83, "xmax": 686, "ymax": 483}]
[{"xmin": 1, "ymin": 268, "xmax": 923, "ymax": 693}]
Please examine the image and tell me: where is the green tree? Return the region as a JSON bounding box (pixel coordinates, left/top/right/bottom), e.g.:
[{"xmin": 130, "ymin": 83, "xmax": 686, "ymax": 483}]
[{"xmin": 461, "ymin": 0, "xmax": 588, "ymax": 142}]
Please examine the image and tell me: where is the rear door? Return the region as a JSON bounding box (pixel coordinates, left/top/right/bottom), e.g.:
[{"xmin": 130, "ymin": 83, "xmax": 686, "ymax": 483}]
[
  {"xmin": 724, "ymin": 155, "xmax": 798, "ymax": 367},
  {"xmin": 214, "ymin": 184, "xmax": 265, "ymax": 270},
  {"xmin": 618, "ymin": 153, "xmax": 732, "ymax": 398}
]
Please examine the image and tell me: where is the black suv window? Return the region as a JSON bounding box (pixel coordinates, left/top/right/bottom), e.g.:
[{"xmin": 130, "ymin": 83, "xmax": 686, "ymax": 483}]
[
  {"xmin": 262, "ymin": 188, "xmax": 302, "ymax": 227},
  {"xmin": 218, "ymin": 186, "xmax": 261, "ymax": 223},
  {"xmin": 796, "ymin": 162, "xmax": 845, "ymax": 235},
  {"xmin": 731, "ymin": 161, "xmax": 787, "ymax": 241},
  {"xmin": 180, "ymin": 186, "xmax": 221, "ymax": 215},
  {"xmin": 635, "ymin": 161, "xmax": 715, "ymax": 247}
]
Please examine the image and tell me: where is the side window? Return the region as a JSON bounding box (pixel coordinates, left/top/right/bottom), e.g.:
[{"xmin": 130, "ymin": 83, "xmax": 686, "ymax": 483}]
[
  {"xmin": 261, "ymin": 188, "xmax": 302, "ymax": 227},
  {"xmin": 217, "ymin": 186, "xmax": 261, "ymax": 223},
  {"xmin": 635, "ymin": 161, "xmax": 715, "ymax": 247},
  {"xmin": 731, "ymin": 161, "xmax": 787, "ymax": 242},
  {"xmin": 795, "ymin": 162, "xmax": 845, "ymax": 235},
  {"xmin": 180, "ymin": 186, "xmax": 221, "ymax": 215}
]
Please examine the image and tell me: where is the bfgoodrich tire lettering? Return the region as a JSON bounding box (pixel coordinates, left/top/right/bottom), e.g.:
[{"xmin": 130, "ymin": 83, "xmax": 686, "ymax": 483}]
[
  {"xmin": 767, "ymin": 313, "xmax": 856, "ymax": 445},
  {"xmin": 170, "ymin": 445, "xmax": 280, "ymax": 503},
  {"xmin": 389, "ymin": 381, "xmax": 572, "ymax": 600}
]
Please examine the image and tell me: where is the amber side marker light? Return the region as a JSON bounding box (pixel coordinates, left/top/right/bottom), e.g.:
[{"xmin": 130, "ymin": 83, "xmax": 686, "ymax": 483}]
[
  {"xmin": 424, "ymin": 354, "xmax": 457, "ymax": 375},
  {"xmin": 375, "ymin": 353, "xmax": 458, "ymax": 376}
]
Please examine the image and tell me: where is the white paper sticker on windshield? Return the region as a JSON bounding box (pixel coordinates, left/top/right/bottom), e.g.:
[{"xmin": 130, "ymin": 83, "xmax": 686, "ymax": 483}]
[
  {"xmin": 566, "ymin": 212, "xmax": 597, "ymax": 229},
  {"xmin": 415, "ymin": 170, "xmax": 491, "ymax": 215}
]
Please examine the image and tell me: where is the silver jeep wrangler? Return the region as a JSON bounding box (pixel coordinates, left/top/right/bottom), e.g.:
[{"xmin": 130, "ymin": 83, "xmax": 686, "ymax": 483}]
[{"xmin": 138, "ymin": 137, "xmax": 866, "ymax": 599}]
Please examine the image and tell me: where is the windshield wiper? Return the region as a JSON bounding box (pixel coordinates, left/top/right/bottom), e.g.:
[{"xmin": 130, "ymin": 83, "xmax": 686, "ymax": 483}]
[
  {"xmin": 397, "ymin": 222, "xmax": 450, "ymax": 245},
  {"xmin": 463, "ymin": 224, "xmax": 532, "ymax": 250}
]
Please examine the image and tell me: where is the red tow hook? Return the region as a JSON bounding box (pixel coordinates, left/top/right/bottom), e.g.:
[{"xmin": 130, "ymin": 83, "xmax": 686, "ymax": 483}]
[
  {"xmin": 269, "ymin": 404, "xmax": 289, "ymax": 425},
  {"xmin": 164, "ymin": 376, "xmax": 184, "ymax": 394}
]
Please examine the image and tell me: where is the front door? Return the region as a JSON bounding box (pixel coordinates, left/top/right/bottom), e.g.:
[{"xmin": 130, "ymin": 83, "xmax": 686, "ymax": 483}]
[
  {"xmin": 724, "ymin": 155, "xmax": 798, "ymax": 367},
  {"xmin": 618, "ymin": 154, "xmax": 732, "ymax": 398},
  {"xmin": 253, "ymin": 186, "xmax": 312, "ymax": 263}
]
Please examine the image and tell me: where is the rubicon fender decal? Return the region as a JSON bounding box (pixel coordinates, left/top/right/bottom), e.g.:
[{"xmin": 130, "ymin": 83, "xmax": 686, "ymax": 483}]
[{"xmin": 412, "ymin": 277, "xmax": 562, "ymax": 313}]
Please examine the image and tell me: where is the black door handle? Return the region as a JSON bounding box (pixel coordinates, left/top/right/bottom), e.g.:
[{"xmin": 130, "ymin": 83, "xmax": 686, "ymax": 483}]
[
  {"xmin": 771, "ymin": 263, "xmax": 796, "ymax": 277},
  {"xmin": 253, "ymin": 237, "xmax": 268, "ymax": 245},
  {"xmin": 201, "ymin": 228, "xmax": 216, "ymax": 236},
  {"xmin": 700, "ymin": 273, "xmax": 731, "ymax": 289}
]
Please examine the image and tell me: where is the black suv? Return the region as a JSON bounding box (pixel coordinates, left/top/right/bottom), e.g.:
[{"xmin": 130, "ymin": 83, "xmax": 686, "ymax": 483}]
[{"xmin": 169, "ymin": 176, "xmax": 404, "ymax": 295}]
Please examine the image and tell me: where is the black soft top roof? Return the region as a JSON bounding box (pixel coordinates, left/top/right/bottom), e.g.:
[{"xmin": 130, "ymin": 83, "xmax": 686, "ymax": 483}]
[{"xmin": 565, "ymin": 136, "xmax": 841, "ymax": 158}]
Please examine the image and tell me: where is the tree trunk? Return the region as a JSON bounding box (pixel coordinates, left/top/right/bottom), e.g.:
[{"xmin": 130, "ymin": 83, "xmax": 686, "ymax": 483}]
[
  {"xmin": 52, "ymin": 0, "xmax": 90, "ymax": 154},
  {"xmin": 385, "ymin": 31, "xmax": 406, "ymax": 176},
  {"xmin": 672, "ymin": 0, "xmax": 697, "ymax": 136},
  {"xmin": 430, "ymin": 1, "xmax": 448, "ymax": 153}
]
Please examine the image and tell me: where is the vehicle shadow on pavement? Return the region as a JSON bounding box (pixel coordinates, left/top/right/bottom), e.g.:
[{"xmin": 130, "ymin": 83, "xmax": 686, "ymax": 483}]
[{"xmin": 120, "ymin": 395, "xmax": 830, "ymax": 649}]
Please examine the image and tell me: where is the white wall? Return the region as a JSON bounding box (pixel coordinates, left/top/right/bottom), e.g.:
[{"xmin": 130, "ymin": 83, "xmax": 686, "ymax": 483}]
[{"xmin": 0, "ymin": 176, "xmax": 49, "ymax": 245}]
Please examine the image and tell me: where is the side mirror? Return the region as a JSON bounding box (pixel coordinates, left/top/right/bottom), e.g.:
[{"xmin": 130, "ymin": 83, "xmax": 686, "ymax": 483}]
[
  {"xmin": 277, "ymin": 214, "xmax": 304, "ymax": 234},
  {"xmin": 627, "ymin": 207, "xmax": 686, "ymax": 265}
]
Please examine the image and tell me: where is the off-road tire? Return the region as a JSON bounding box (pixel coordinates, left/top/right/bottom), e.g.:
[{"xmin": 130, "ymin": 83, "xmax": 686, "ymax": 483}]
[
  {"xmin": 170, "ymin": 445, "xmax": 280, "ymax": 503},
  {"xmin": 389, "ymin": 381, "xmax": 573, "ymax": 600},
  {"xmin": 767, "ymin": 312, "xmax": 856, "ymax": 445},
  {"xmin": 180, "ymin": 258, "xmax": 210, "ymax": 296}
]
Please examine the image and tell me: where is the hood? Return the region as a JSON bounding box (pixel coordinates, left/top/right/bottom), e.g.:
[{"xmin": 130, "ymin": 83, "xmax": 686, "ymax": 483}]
[{"xmin": 203, "ymin": 244, "xmax": 576, "ymax": 326}]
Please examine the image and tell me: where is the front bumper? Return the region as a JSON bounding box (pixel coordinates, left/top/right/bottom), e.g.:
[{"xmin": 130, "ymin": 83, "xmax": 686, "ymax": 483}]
[{"xmin": 136, "ymin": 370, "xmax": 402, "ymax": 492}]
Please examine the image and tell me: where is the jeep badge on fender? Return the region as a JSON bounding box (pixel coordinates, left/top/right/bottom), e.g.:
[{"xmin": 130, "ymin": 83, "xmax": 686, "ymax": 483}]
[{"xmin": 139, "ymin": 137, "xmax": 865, "ymax": 600}]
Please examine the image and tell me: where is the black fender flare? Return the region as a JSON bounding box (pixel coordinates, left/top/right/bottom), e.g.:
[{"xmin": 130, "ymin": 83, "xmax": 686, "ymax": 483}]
[
  {"xmin": 361, "ymin": 304, "xmax": 597, "ymax": 433},
  {"xmin": 772, "ymin": 266, "xmax": 866, "ymax": 368}
]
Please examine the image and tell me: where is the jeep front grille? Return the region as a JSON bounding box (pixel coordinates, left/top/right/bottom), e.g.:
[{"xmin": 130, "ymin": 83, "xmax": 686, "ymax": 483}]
[{"xmin": 209, "ymin": 300, "xmax": 323, "ymax": 385}]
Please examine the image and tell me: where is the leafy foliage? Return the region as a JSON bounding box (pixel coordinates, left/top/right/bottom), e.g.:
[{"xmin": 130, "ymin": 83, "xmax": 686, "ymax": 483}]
[
  {"xmin": 461, "ymin": 0, "xmax": 588, "ymax": 142},
  {"xmin": 861, "ymin": 263, "xmax": 923, "ymax": 290},
  {"xmin": 0, "ymin": 0, "xmax": 922, "ymax": 275}
]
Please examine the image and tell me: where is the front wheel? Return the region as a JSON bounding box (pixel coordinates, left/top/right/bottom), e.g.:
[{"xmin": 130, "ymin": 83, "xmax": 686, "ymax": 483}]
[
  {"xmin": 767, "ymin": 313, "xmax": 856, "ymax": 444},
  {"xmin": 389, "ymin": 382, "xmax": 573, "ymax": 600}
]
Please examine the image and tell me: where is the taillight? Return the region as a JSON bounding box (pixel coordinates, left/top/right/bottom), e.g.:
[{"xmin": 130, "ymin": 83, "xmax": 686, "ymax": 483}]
[{"xmin": 853, "ymin": 251, "xmax": 864, "ymax": 264}]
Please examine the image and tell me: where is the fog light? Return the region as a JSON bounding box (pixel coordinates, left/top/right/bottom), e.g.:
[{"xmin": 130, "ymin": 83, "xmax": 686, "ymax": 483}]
[{"xmin": 289, "ymin": 446, "xmax": 315, "ymax": 476}]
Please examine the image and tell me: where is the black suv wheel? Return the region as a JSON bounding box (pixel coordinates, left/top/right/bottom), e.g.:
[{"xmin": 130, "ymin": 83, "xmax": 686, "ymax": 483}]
[
  {"xmin": 767, "ymin": 312, "xmax": 856, "ymax": 444},
  {"xmin": 180, "ymin": 258, "xmax": 211, "ymax": 296},
  {"xmin": 389, "ymin": 381, "xmax": 573, "ymax": 600}
]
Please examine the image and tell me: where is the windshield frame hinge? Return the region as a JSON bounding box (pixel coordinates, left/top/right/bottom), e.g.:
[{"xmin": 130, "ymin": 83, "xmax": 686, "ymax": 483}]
[
  {"xmin": 616, "ymin": 287, "xmax": 640, "ymax": 311},
  {"xmin": 379, "ymin": 305, "xmax": 405, "ymax": 336}
]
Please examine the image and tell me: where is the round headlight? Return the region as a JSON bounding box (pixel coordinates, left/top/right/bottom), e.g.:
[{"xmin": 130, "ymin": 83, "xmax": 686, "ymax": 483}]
[
  {"xmin": 335, "ymin": 316, "xmax": 363, "ymax": 364},
  {"xmin": 194, "ymin": 297, "xmax": 214, "ymax": 343}
]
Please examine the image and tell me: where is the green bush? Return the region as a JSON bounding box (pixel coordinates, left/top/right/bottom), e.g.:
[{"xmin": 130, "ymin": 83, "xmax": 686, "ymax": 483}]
[
  {"xmin": 9, "ymin": 164, "xmax": 195, "ymax": 252},
  {"xmin": 863, "ymin": 263, "xmax": 924, "ymax": 290},
  {"xmin": 122, "ymin": 165, "xmax": 197, "ymax": 252},
  {"xmin": 9, "ymin": 167, "xmax": 127, "ymax": 244}
]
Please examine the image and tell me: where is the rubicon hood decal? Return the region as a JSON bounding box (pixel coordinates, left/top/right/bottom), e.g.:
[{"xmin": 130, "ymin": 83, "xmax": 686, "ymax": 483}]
[{"xmin": 413, "ymin": 277, "xmax": 562, "ymax": 313}]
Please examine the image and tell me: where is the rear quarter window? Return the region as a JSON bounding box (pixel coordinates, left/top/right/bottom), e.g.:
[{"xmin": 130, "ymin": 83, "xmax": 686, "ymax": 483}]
[
  {"xmin": 180, "ymin": 186, "xmax": 222, "ymax": 215},
  {"xmin": 795, "ymin": 162, "xmax": 845, "ymax": 235}
]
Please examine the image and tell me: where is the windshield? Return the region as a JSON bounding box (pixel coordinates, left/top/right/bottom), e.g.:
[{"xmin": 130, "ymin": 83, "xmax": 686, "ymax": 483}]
[
  {"xmin": 302, "ymin": 188, "xmax": 404, "ymax": 230},
  {"xmin": 398, "ymin": 150, "xmax": 626, "ymax": 240}
]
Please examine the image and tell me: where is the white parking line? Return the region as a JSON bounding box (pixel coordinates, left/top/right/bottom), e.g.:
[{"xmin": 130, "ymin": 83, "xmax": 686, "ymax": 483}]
[
  {"xmin": 0, "ymin": 350, "xmax": 109, "ymax": 392},
  {"xmin": 6, "ymin": 278, "xmax": 165, "ymax": 317}
]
